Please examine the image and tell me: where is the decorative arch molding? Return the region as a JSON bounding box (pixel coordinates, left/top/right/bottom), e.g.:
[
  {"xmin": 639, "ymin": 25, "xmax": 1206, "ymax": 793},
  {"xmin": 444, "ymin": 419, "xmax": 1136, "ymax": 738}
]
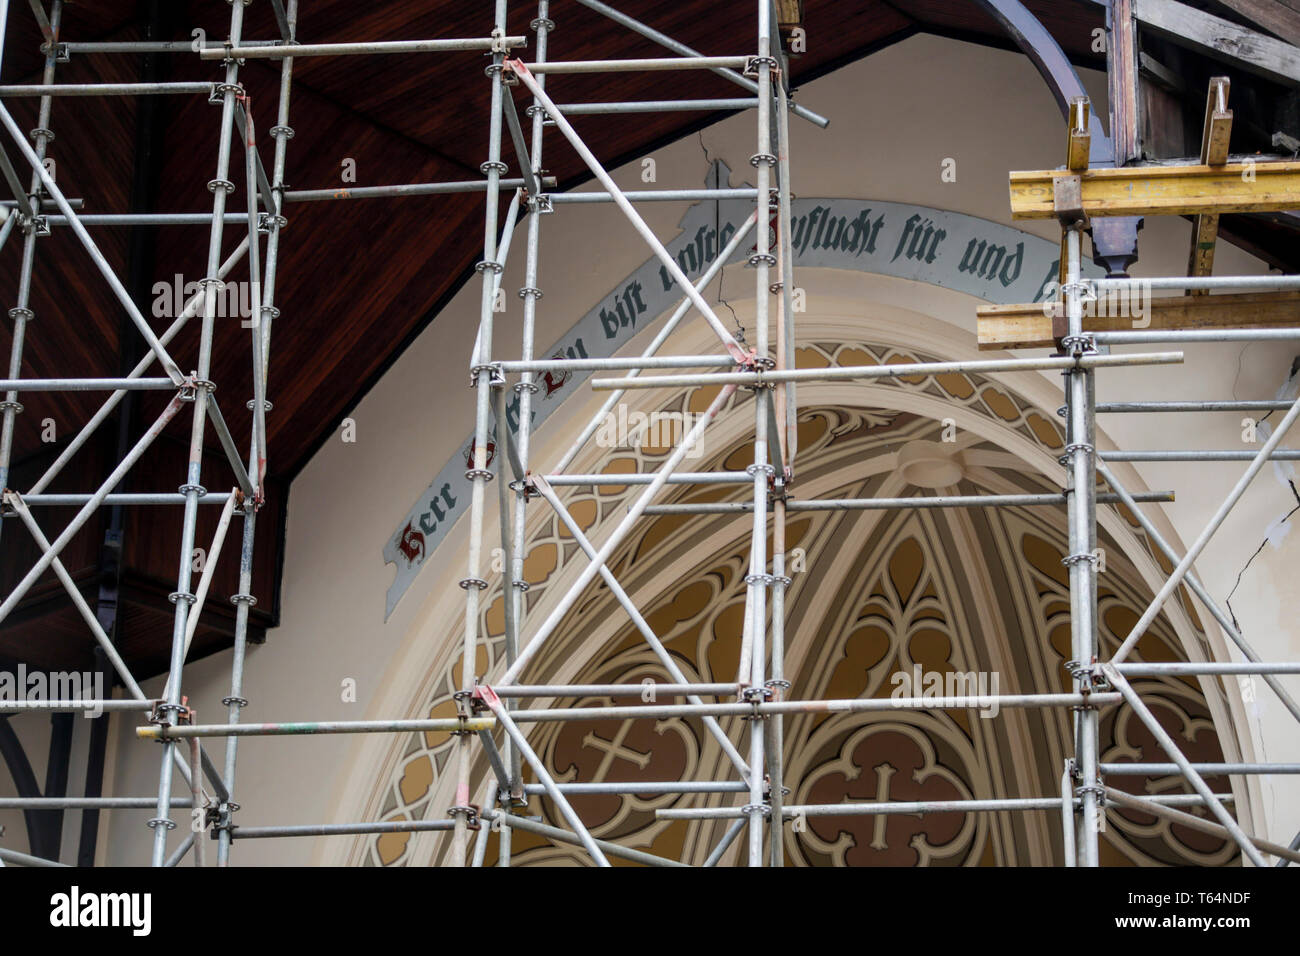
[
  {"xmin": 327, "ymin": 289, "xmax": 1260, "ymax": 867},
  {"xmin": 381, "ymin": 185, "xmax": 1106, "ymax": 618}
]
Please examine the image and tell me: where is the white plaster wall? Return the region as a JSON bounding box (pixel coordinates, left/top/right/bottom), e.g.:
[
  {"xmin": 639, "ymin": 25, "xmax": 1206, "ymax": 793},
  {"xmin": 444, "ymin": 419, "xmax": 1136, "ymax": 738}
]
[{"xmin": 71, "ymin": 33, "xmax": 1296, "ymax": 866}]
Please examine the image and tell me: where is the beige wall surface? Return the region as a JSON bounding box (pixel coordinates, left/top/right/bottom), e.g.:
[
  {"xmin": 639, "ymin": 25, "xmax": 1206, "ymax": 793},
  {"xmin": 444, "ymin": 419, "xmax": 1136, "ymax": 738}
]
[{"xmin": 5, "ymin": 33, "xmax": 1291, "ymax": 866}]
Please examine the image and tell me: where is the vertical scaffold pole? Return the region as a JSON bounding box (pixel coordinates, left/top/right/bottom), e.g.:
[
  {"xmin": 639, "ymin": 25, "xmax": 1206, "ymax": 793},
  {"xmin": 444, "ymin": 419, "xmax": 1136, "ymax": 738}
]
[
  {"xmin": 149, "ymin": 0, "xmax": 246, "ymax": 867},
  {"xmin": 1062, "ymin": 224, "xmax": 1102, "ymax": 866},
  {"xmin": 217, "ymin": 0, "xmax": 299, "ymax": 868},
  {"xmin": 744, "ymin": 0, "xmax": 775, "ymax": 867},
  {"xmin": 498, "ymin": 0, "xmax": 553, "ymax": 867},
  {"xmin": 453, "ymin": 0, "xmax": 509, "ymax": 867},
  {"xmin": 0, "ymin": 2, "xmax": 9, "ymax": 76},
  {"xmin": 767, "ymin": 493, "xmax": 787, "ymax": 866},
  {"xmin": 0, "ymin": 0, "xmax": 61, "ymax": 548},
  {"xmin": 767, "ymin": 34, "xmax": 797, "ymax": 869}
]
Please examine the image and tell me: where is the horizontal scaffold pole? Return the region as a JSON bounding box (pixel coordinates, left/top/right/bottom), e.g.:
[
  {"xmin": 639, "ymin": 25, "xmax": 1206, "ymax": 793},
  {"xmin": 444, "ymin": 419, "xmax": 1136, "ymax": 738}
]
[
  {"xmin": 13, "ymin": 492, "xmax": 231, "ymax": 506},
  {"xmin": 0, "ymin": 82, "xmax": 215, "ymax": 96},
  {"xmin": 550, "ymin": 188, "xmax": 758, "ymax": 204},
  {"xmin": 500, "ymin": 693, "xmax": 1121, "ymax": 720},
  {"xmin": 655, "ymin": 793, "xmax": 1235, "ymax": 820},
  {"xmin": 1102, "ymin": 450, "xmax": 1300, "ymax": 462},
  {"xmin": 542, "ymin": 472, "xmax": 751, "ymax": 487},
  {"xmin": 556, "ymin": 98, "xmax": 758, "ymax": 114},
  {"xmin": 1098, "ymin": 400, "xmax": 1294, "ymax": 413},
  {"xmin": 0, "ymin": 699, "xmax": 156, "ymax": 713},
  {"xmin": 523, "ymin": 56, "xmax": 751, "ymax": 73},
  {"xmin": 231, "ymin": 820, "xmax": 457, "ymax": 839},
  {"xmin": 522, "ymin": 781, "xmax": 749, "ymax": 795},
  {"xmin": 0, "ymin": 377, "xmax": 176, "ymax": 391},
  {"xmin": 643, "ymin": 491, "xmax": 1175, "ymax": 516},
  {"xmin": 138, "ymin": 717, "xmax": 496, "ymax": 739},
  {"xmin": 0, "ymin": 797, "xmax": 189, "ymax": 809},
  {"xmin": 493, "ymin": 682, "xmax": 742, "ymax": 697},
  {"xmin": 1102, "ymin": 763, "xmax": 1300, "ymax": 775},
  {"xmin": 590, "ymin": 352, "xmax": 1184, "ymax": 390},
  {"xmin": 283, "ymin": 177, "xmax": 554, "ymax": 202},
  {"xmin": 1115, "ymin": 662, "xmax": 1300, "ymax": 675},
  {"xmin": 136, "ymin": 692, "xmax": 1117, "ymax": 740},
  {"xmin": 200, "ymin": 37, "xmax": 529, "ymax": 60}
]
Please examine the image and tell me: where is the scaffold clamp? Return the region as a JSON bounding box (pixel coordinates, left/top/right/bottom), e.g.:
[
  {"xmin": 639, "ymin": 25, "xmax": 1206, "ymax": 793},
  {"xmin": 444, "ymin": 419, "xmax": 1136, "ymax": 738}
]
[{"xmin": 448, "ymin": 803, "xmax": 482, "ymax": 830}]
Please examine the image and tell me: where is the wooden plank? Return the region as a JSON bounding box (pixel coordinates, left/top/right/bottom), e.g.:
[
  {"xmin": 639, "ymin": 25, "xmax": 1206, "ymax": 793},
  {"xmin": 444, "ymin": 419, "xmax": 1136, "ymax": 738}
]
[
  {"xmin": 976, "ymin": 291, "xmax": 1300, "ymax": 349},
  {"xmin": 1138, "ymin": 51, "xmax": 1187, "ymax": 93},
  {"xmin": 1188, "ymin": 78, "xmax": 1233, "ymax": 292},
  {"xmin": 1132, "ymin": 0, "xmax": 1300, "ymax": 86},
  {"xmin": 1188, "ymin": 212, "xmax": 1224, "ymax": 289},
  {"xmin": 1009, "ymin": 161, "xmax": 1300, "ymax": 218},
  {"xmin": 1199, "ymin": 78, "xmax": 1233, "ymax": 166},
  {"xmin": 775, "ymin": 0, "xmax": 804, "ymax": 29},
  {"xmin": 1213, "ymin": 0, "xmax": 1300, "ymax": 46},
  {"xmin": 1139, "ymin": 75, "xmax": 1188, "ymax": 158}
]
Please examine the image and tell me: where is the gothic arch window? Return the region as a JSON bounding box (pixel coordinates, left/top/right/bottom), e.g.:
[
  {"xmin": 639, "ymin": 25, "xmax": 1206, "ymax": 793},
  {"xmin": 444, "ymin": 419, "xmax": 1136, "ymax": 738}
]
[{"xmin": 351, "ymin": 333, "xmax": 1248, "ymax": 867}]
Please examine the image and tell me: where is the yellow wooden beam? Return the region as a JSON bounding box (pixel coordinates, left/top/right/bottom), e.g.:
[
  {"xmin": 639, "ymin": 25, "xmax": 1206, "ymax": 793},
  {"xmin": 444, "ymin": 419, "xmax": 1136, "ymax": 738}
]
[
  {"xmin": 976, "ymin": 291, "xmax": 1300, "ymax": 350},
  {"xmin": 1009, "ymin": 160, "xmax": 1300, "ymax": 218}
]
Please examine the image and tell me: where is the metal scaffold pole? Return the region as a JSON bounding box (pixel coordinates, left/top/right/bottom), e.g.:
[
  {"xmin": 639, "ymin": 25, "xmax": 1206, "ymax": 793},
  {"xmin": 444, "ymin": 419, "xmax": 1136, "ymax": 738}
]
[
  {"xmin": 1060, "ymin": 224, "xmax": 1103, "ymax": 866},
  {"xmin": 452, "ymin": 0, "xmax": 510, "ymax": 868},
  {"xmin": 0, "ymin": 0, "xmax": 61, "ymax": 549},
  {"xmin": 740, "ymin": 0, "xmax": 774, "ymax": 869},
  {"xmin": 495, "ymin": 0, "xmax": 554, "ymax": 867},
  {"xmin": 216, "ymin": 0, "xmax": 300, "ymax": 869},
  {"xmin": 148, "ymin": 0, "xmax": 248, "ymax": 868}
]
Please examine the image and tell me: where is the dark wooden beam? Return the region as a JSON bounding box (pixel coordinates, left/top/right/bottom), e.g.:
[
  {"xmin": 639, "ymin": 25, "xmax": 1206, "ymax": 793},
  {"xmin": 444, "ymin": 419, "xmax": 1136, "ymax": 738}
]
[
  {"xmin": 1212, "ymin": 0, "xmax": 1300, "ymax": 47},
  {"xmin": 1133, "ymin": 0, "xmax": 1300, "ymax": 85},
  {"xmin": 1109, "ymin": 0, "xmax": 1142, "ymax": 163}
]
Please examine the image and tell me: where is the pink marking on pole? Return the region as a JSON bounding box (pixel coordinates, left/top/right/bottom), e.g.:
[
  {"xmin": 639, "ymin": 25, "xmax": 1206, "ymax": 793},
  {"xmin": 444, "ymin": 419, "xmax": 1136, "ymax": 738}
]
[
  {"xmin": 726, "ymin": 340, "xmax": 752, "ymax": 363},
  {"xmin": 474, "ymin": 684, "xmax": 502, "ymax": 710}
]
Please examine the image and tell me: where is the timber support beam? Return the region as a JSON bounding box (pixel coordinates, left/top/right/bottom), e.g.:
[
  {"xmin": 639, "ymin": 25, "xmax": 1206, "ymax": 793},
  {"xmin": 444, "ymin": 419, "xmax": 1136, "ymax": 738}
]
[
  {"xmin": 1009, "ymin": 161, "xmax": 1300, "ymax": 219},
  {"xmin": 977, "ymin": 291, "xmax": 1300, "ymax": 350}
]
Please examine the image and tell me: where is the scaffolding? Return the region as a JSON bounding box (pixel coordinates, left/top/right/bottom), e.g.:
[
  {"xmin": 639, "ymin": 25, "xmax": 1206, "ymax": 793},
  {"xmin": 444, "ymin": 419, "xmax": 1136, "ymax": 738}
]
[{"xmin": 0, "ymin": 0, "xmax": 1297, "ymax": 868}]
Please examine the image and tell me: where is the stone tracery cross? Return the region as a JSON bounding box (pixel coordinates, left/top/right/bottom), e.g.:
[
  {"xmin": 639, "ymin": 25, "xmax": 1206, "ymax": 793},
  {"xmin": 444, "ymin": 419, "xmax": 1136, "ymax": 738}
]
[
  {"xmin": 870, "ymin": 762, "xmax": 898, "ymax": 850},
  {"xmin": 582, "ymin": 725, "xmax": 653, "ymax": 779}
]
